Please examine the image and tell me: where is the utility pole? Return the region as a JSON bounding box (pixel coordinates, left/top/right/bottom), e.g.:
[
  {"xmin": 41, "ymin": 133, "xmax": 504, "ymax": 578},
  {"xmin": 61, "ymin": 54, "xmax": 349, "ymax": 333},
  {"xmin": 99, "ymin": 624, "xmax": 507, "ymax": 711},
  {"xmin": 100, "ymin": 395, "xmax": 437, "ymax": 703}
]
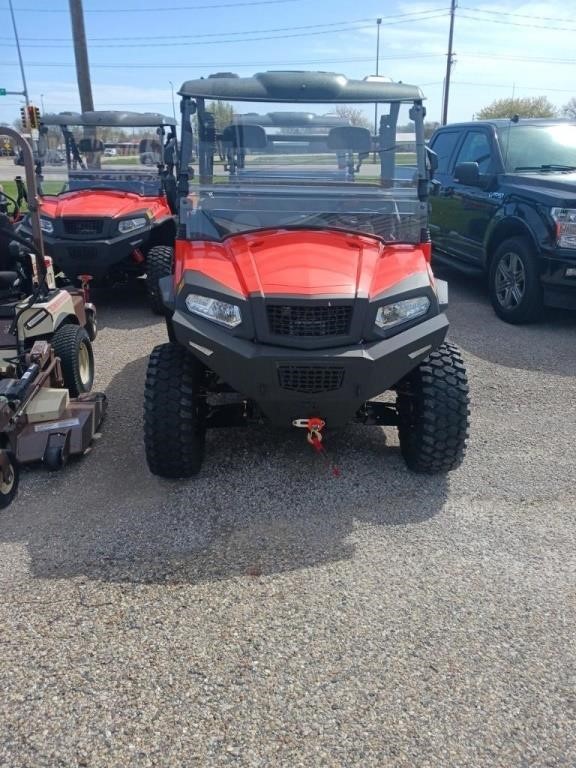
[
  {"xmin": 69, "ymin": 0, "xmax": 94, "ymax": 112},
  {"xmin": 8, "ymin": 0, "xmax": 29, "ymax": 107},
  {"xmin": 441, "ymin": 0, "xmax": 457, "ymax": 125}
]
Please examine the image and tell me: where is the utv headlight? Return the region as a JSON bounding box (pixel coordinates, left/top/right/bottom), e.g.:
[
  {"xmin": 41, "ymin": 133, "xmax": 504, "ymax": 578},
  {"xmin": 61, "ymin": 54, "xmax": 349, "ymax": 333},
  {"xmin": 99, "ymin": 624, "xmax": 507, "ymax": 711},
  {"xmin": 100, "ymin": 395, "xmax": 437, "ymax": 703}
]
[
  {"xmin": 118, "ymin": 216, "xmax": 147, "ymax": 234},
  {"xmin": 40, "ymin": 217, "xmax": 54, "ymax": 234},
  {"xmin": 375, "ymin": 296, "xmax": 431, "ymax": 329},
  {"xmin": 185, "ymin": 293, "xmax": 242, "ymax": 328}
]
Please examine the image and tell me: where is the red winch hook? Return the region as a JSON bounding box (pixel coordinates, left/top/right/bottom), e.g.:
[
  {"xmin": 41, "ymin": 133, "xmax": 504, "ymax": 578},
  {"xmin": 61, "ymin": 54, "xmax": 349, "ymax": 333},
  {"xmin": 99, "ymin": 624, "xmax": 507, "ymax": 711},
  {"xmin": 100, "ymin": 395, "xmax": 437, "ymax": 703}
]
[{"xmin": 292, "ymin": 417, "xmax": 341, "ymax": 477}]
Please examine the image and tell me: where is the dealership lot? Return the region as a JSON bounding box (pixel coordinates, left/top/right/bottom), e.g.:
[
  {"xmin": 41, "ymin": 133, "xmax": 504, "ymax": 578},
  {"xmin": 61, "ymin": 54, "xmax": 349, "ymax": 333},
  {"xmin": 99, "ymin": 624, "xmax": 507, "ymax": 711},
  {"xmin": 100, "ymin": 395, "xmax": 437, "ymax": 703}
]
[{"xmin": 0, "ymin": 275, "xmax": 575, "ymax": 766}]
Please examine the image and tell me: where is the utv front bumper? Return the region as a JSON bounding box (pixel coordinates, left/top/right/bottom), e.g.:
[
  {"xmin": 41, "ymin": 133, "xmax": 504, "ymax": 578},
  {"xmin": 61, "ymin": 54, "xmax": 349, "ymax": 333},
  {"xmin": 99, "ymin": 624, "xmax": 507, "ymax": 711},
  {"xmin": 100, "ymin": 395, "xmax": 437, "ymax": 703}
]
[
  {"xmin": 171, "ymin": 309, "xmax": 449, "ymax": 428},
  {"xmin": 19, "ymin": 224, "xmax": 149, "ymax": 279}
]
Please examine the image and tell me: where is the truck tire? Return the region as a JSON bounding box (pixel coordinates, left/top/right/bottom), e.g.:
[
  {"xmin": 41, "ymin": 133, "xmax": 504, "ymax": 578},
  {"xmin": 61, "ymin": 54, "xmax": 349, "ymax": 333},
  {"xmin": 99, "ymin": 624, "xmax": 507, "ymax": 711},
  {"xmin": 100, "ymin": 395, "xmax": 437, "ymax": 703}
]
[
  {"xmin": 146, "ymin": 245, "xmax": 174, "ymax": 315},
  {"xmin": 488, "ymin": 236, "xmax": 543, "ymax": 324},
  {"xmin": 52, "ymin": 324, "xmax": 94, "ymax": 397},
  {"xmin": 396, "ymin": 342, "xmax": 469, "ymax": 474},
  {"xmin": 144, "ymin": 343, "xmax": 206, "ymax": 478}
]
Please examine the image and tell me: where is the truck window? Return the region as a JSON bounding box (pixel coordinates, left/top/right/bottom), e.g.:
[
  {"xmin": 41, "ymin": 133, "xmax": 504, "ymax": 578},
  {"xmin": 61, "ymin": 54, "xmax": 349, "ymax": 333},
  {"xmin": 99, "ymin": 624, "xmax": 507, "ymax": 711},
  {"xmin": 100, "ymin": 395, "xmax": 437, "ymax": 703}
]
[
  {"xmin": 429, "ymin": 131, "xmax": 460, "ymax": 174},
  {"xmin": 454, "ymin": 131, "xmax": 492, "ymax": 173}
]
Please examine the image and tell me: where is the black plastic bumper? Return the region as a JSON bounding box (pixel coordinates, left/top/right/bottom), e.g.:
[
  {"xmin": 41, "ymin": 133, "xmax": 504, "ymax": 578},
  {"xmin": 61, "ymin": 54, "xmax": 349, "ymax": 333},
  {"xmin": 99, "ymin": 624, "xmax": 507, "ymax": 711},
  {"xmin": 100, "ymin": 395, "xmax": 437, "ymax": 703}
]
[
  {"xmin": 542, "ymin": 254, "xmax": 576, "ymax": 310},
  {"xmin": 20, "ymin": 227, "xmax": 148, "ymax": 279},
  {"xmin": 172, "ymin": 309, "xmax": 449, "ymax": 428}
]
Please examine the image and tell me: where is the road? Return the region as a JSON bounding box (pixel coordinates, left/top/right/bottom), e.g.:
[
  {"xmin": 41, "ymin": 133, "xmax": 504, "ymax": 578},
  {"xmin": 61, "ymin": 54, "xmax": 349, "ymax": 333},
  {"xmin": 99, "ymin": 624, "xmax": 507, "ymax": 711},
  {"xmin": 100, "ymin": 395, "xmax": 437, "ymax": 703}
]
[{"xmin": 1, "ymin": 274, "xmax": 575, "ymax": 767}]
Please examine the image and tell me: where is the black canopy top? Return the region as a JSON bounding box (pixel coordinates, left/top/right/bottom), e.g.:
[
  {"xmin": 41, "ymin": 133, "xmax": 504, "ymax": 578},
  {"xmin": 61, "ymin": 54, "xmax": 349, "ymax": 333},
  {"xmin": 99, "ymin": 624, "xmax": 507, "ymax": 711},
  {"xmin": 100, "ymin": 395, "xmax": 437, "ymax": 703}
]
[{"xmin": 179, "ymin": 71, "xmax": 424, "ymax": 103}]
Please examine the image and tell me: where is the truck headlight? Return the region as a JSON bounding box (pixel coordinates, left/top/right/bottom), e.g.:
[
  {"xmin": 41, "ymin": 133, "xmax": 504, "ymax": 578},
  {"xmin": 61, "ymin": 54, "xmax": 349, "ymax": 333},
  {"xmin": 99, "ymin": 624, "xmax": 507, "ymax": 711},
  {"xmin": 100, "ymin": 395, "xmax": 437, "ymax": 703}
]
[
  {"xmin": 185, "ymin": 293, "xmax": 242, "ymax": 327},
  {"xmin": 375, "ymin": 296, "xmax": 430, "ymax": 329},
  {"xmin": 40, "ymin": 217, "xmax": 54, "ymax": 234},
  {"xmin": 118, "ymin": 216, "xmax": 147, "ymax": 234},
  {"xmin": 551, "ymin": 207, "xmax": 576, "ymax": 249}
]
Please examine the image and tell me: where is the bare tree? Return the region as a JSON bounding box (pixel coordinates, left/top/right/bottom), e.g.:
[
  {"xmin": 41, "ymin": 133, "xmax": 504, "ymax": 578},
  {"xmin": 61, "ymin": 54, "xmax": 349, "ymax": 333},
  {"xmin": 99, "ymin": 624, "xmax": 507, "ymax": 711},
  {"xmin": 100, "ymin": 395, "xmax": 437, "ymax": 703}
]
[
  {"xmin": 561, "ymin": 97, "xmax": 576, "ymax": 119},
  {"xmin": 334, "ymin": 106, "xmax": 371, "ymax": 129}
]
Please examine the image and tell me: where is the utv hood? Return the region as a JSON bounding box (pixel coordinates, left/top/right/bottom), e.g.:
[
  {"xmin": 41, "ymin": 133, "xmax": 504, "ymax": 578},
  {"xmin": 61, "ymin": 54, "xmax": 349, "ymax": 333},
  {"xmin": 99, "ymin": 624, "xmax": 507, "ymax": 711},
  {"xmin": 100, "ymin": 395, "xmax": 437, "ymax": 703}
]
[
  {"xmin": 177, "ymin": 229, "xmax": 431, "ymax": 299},
  {"xmin": 40, "ymin": 189, "xmax": 151, "ymax": 219}
]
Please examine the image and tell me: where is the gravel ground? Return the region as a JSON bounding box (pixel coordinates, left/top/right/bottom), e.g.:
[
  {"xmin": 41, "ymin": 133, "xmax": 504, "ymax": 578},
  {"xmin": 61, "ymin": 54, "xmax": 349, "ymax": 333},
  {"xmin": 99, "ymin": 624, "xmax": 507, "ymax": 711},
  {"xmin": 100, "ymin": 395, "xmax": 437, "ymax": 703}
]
[{"xmin": 0, "ymin": 275, "xmax": 575, "ymax": 767}]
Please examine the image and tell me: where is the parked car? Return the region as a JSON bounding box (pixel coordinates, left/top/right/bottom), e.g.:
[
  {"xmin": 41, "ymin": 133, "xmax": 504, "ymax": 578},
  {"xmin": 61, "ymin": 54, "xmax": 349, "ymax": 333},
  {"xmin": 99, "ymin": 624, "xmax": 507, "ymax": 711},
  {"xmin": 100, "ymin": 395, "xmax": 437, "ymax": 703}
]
[{"xmin": 428, "ymin": 118, "xmax": 576, "ymax": 323}]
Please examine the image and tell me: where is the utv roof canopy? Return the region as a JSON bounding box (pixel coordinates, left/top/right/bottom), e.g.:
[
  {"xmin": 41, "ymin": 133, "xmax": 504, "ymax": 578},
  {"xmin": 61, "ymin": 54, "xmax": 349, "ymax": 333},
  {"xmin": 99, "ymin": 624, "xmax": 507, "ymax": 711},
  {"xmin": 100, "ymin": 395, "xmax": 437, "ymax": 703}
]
[
  {"xmin": 41, "ymin": 110, "xmax": 176, "ymax": 127},
  {"xmin": 178, "ymin": 71, "xmax": 424, "ymax": 103}
]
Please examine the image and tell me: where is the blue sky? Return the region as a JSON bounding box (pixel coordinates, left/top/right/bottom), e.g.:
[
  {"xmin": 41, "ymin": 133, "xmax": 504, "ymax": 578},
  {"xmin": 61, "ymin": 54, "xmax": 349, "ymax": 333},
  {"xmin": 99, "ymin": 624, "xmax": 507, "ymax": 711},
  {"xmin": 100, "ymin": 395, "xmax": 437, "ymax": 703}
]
[{"xmin": 1, "ymin": 0, "xmax": 575, "ymax": 126}]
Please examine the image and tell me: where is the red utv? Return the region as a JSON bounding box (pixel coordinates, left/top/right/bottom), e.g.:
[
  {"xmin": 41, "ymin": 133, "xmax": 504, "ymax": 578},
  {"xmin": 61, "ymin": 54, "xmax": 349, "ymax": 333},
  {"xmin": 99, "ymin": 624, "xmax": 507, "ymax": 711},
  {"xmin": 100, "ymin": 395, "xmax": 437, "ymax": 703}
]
[
  {"xmin": 18, "ymin": 111, "xmax": 178, "ymax": 312},
  {"xmin": 144, "ymin": 71, "xmax": 470, "ymax": 476}
]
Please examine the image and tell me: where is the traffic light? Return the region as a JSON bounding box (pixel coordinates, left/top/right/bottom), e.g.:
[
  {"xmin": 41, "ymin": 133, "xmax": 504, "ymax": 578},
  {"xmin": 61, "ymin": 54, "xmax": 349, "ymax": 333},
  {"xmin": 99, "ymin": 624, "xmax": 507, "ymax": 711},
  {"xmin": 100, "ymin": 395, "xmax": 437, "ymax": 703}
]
[
  {"xmin": 27, "ymin": 105, "xmax": 41, "ymax": 130},
  {"xmin": 20, "ymin": 106, "xmax": 28, "ymax": 130}
]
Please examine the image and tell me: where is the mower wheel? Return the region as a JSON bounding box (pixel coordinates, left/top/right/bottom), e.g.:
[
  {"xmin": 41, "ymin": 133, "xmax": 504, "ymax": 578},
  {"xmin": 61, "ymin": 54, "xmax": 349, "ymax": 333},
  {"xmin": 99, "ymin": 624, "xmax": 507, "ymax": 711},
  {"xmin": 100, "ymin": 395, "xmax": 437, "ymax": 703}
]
[
  {"xmin": 396, "ymin": 342, "xmax": 469, "ymax": 474},
  {"xmin": 0, "ymin": 452, "xmax": 19, "ymax": 509},
  {"xmin": 146, "ymin": 245, "xmax": 174, "ymax": 315},
  {"xmin": 52, "ymin": 324, "xmax": 95, "ymax": 398},
  {"xmin": 144, "ymin": 342, "xmax": 206, "ymax": 478},
  {"xmin": 44, "ymin": 445, "xmax": 67, "ymax": 472},
  {"xmin": 85, "ymin": 307, "xmax": 97, "ymax": 341}
]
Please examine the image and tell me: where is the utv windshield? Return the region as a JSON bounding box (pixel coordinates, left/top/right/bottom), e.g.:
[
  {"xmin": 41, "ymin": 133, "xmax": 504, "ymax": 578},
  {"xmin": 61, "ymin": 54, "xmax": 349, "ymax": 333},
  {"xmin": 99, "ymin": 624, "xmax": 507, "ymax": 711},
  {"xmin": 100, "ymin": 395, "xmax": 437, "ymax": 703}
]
[
  {"xmin": 498, "ymin": 123, "xmax": 576, "ymax": 172},
  {"xmin": 181, "ymin": 98, "xmax": 428, "ymax": 244},
  {"xmin": 38, "ymin": 123, "xmax": 176, "ymax": 197}
]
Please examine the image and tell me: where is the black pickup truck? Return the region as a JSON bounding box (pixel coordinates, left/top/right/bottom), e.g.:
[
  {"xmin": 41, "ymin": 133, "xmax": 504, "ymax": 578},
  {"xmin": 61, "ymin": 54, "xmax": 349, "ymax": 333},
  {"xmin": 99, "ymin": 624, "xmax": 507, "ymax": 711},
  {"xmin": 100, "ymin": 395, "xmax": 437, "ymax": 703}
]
[{"xmin": 428, "ymin": 118, "xmax": 576, "ymax": 323}]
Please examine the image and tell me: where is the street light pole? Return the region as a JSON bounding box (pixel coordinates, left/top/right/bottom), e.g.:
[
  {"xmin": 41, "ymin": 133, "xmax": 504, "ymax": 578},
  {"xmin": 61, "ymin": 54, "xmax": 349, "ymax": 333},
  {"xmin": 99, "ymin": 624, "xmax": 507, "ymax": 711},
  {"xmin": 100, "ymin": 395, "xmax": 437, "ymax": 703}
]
[
  {"xmin": 40, "ymin": 94, "xmax": 45, "ymax": 114},
  {"xmin": 169, "ymin": 81, "xmax": 177, "ymax": 124},
  {"xmin": 373, "ymin": 17, "xmax": 382, "ymax": 161},
  {"xmin": 8, "ymin": 0, "xmax": 30, "ymax": 108}
]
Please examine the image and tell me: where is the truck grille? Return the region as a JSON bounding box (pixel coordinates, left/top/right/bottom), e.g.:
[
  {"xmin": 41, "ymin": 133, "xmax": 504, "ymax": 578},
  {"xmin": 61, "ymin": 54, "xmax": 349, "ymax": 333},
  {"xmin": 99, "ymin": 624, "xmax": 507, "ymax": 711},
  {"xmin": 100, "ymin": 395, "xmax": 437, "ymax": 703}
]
[
  {"xmin": 62, "ymin": 218, "xmax": 104, "ymax": 236},
  {"xmin": 278, "ymin": 365, "xmax": 344, "ymax": 394},
  {"xmin": 267, "ymin": 304, "xmax": 352, "ymax": 337}
]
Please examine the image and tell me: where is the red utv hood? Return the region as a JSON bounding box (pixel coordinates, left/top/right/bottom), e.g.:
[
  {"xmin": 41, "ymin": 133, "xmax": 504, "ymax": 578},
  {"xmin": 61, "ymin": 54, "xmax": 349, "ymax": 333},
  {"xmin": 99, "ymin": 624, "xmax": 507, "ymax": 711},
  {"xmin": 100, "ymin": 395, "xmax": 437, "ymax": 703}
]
[
  {"xmin": 40, "ymin": 189, "xmax": 169, "ymax": 219},
  {"xmin": 176, "ymin": 229, "xmax": 431, "ymax": 298}
]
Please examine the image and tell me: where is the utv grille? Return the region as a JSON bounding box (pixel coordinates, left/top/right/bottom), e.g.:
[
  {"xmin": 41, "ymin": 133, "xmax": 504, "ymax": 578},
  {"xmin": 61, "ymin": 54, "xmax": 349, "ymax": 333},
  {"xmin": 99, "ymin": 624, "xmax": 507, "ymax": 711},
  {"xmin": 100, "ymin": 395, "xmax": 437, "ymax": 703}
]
[
  {"xmin": 267, "ymin": 304, "xmax": 352, "ymax": 337},
  {"xmin": 278, "ymin": 365, "xmax": 344, "ymax": 394},
  {"xmin": 63, "ymin": 218, "xmax": 104, "ymax": 235},
  {"xmin": 67, "ymin": 246, "xmax": 99, "ymax": 260}
]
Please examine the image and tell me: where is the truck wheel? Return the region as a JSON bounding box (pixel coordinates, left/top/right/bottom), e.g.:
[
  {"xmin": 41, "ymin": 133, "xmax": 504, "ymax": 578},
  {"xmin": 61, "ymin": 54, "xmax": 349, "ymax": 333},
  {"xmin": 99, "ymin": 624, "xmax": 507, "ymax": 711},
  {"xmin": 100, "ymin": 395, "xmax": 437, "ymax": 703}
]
[
  {"xmin": 144, "ymin": 343, "xmax": 206, "ymax": 478},
  {"xmin": 146, "ymin": 245, "xmax": 174, "ymax": 315},
  {"xmin": 0, "ymin": 452, "xmax": 19, "ymax": 509},
  {"xmin": 52, "ymin": 324, "xmax": 94, "ymax": 397},
  {"xmin": 396, "ymin": 342, "xmax": 469, "ymax": 474},
  {"xmin": 489, "ymin": 237, "xmax": 543, "ymax": 324}
]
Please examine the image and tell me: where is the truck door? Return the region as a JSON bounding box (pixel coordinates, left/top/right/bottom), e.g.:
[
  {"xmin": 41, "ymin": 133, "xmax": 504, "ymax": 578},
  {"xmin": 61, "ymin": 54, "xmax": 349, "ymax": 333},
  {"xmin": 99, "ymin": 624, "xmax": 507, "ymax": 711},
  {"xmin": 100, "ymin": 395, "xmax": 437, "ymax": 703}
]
[
  {"xmin": 442, "ymin": 129, "xmax": 501, "ymax": 266},
  {"xmin": 428, "ymin": 128, "xmax": 464, "ymax": 253}
]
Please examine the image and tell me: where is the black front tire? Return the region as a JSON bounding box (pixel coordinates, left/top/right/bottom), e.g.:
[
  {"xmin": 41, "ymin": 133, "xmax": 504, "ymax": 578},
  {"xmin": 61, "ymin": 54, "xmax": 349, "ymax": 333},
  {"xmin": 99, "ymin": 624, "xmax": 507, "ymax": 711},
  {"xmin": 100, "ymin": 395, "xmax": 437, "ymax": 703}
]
[
  {"xmin": 146, "ymin": 245, "xmax": 174, "ymax": 315},
  {"xmin": 0, "ymin": 452, "xmax": 19, "ymax": 509},
  {"xmin": 144, "ymin": 343, "xmax": 206, "ymax": 478},
  {"xmin": 396, "ymin": 342, "xmax": 470, "ymax": 474},
  {"xmin": 52, "ymin": 324, "xmax": 94, "ymax": 397},
  {"xmin": 488, "ymin": 236, "xmax": 543, "ymax": 324}
]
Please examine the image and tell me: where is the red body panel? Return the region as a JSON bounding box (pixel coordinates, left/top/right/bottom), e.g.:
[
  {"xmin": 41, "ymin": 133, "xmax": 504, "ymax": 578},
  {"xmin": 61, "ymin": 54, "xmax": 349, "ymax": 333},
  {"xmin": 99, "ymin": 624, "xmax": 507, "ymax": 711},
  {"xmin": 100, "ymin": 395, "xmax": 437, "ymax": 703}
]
[
  {"xmin": 40, "ymin": 189, "xmax": 171, "ymax": 221},
  {"xmin": 175, "ymin": 230, "xmax": 431, "ymax": 298}
]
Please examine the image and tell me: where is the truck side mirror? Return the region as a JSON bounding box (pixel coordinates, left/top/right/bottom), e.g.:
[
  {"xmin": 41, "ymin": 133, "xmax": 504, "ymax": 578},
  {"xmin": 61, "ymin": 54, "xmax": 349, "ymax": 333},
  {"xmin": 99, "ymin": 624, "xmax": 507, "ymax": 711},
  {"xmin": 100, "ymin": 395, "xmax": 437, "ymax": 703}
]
[
  {"xmin": 426, "ymin": 146, "xmax": 438, "ymax": 175},
  {"xmin": 454, "ymin": 162, "xmax": 480, "ymax": 186}
]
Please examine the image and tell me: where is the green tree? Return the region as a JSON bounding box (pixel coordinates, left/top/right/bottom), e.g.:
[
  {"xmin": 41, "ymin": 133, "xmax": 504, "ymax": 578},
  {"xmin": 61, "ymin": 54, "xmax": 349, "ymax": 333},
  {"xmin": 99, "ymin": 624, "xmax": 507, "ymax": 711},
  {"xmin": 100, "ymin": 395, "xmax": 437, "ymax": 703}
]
[
  {"xmin": 561, "ymin": 97, "xmax": 576, "ymax": 119},
  {"xmin": 207, "ymin": 101, "xmax": 235, "ymax": 130},
  {"xmin": 477, "ymin": 96, "xmax": 557, "ymax": 120}
]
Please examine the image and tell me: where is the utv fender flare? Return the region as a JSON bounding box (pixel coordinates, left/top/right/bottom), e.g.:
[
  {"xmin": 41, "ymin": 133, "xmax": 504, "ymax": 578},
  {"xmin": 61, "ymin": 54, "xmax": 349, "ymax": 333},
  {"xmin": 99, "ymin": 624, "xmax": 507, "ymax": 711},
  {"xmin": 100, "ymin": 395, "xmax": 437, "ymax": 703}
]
[{"xmin": 483, "ymin": 204, "xmax": 550, "ymax": 270}]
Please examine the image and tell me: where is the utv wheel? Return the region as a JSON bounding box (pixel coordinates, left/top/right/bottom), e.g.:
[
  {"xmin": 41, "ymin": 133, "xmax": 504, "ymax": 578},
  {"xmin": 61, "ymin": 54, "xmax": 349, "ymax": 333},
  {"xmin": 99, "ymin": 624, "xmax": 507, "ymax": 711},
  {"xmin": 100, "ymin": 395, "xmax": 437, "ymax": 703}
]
[
  {"xmin": 396, "ymin": 342, "xmax": 470, "ymax": 474},
  {"xmin": 52, "ymin": 324, "xmax": 95, "ymax": 397},
  {"xmin": 489, "ymin": 237, "xmax": 543, "ymax": 324},
  {"xmin": 144, "ymin": 343, "xmax": 206, "ymax": 478},
  {"xmin": 146, "ymin": 245, "xmax": 174, "ymax": 315},
  {"xmin": 0, "ymin": 452, "xmax": 19, "ymax": 509}
]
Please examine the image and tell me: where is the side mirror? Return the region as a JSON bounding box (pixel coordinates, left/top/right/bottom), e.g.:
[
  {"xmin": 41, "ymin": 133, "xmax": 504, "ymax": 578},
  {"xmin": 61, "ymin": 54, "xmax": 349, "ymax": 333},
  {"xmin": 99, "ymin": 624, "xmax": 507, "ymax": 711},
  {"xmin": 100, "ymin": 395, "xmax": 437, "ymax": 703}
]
[
  {"xmin": 454, "ymin": 162, "xmax": 480, "ymax": 186},
  {"xmin": 221, "ymin": 124, "xmax": 267, "ymax": 149}
]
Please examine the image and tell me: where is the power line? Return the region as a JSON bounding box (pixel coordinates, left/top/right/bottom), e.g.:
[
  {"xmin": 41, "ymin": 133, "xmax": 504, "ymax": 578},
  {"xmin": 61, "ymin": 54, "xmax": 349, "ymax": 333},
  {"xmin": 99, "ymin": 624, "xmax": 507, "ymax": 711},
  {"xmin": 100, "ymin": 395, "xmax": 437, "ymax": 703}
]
[
  {"xmin": 1, "ymin": 0, "xmax": 307, "ymax": 12},
  {"xmin": 460, "ymin": 5, "xmax": 576, "ymax": 25},
  {"xmin": 457, "ymin": 11, "xmax": 576, "ymax": 32}
]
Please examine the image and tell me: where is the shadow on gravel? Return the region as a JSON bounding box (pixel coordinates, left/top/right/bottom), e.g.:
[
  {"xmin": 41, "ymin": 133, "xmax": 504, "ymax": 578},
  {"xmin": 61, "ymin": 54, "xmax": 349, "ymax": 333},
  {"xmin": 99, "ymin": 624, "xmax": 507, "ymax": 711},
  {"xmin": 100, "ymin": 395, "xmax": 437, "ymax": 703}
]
[
  {"xmin": 437, "ymin": 268, "xmax": 576, "ymax": 377},
  {"xmin": 90, "ymin": 279, "xmax": 162, "ymax": 333},
  {"xmin": 0, "ymin": 355, "xmax": 449, "ymax": 585}
]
